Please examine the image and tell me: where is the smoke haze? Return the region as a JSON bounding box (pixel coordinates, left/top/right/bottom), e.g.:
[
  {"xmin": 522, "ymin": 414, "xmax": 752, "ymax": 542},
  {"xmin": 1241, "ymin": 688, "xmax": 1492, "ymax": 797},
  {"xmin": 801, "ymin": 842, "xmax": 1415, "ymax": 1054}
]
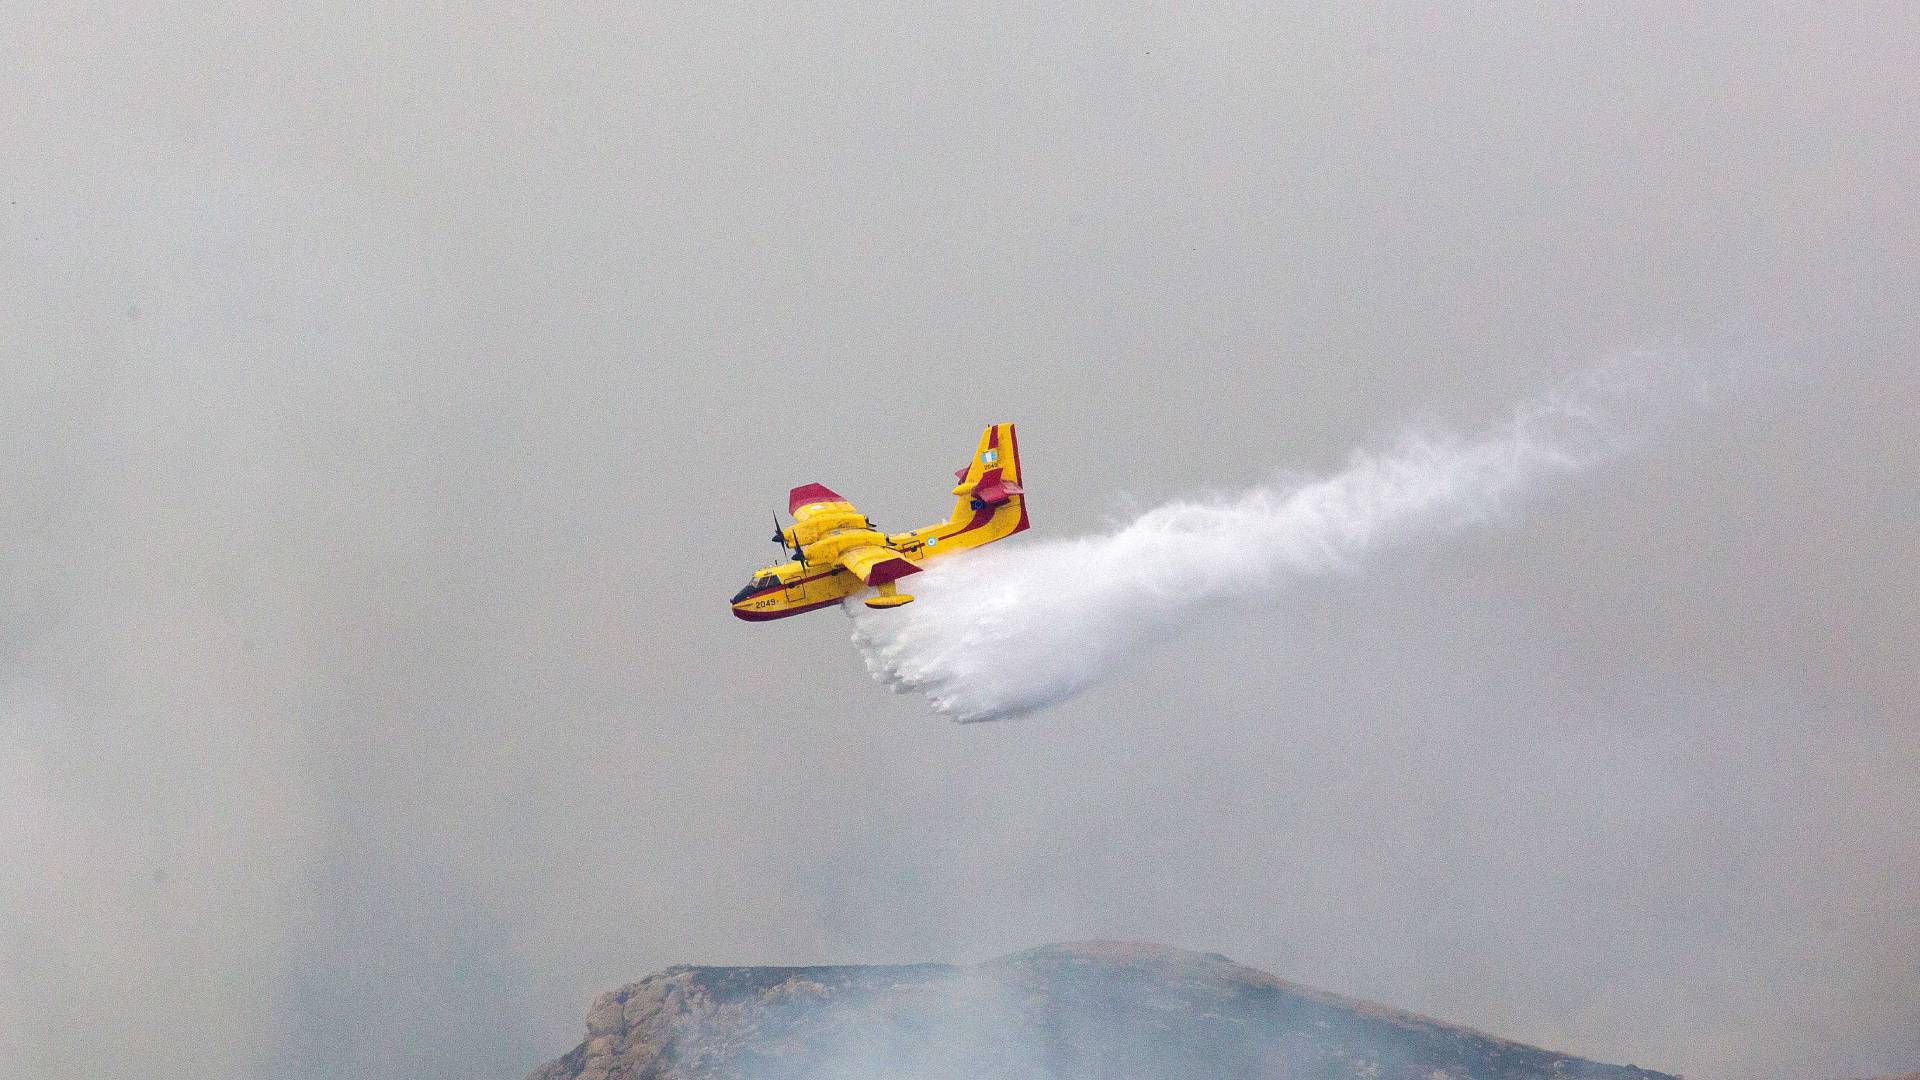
[{"xmin": 3, "ymin": 5, "xmax": 1916, "ymax": 1080}]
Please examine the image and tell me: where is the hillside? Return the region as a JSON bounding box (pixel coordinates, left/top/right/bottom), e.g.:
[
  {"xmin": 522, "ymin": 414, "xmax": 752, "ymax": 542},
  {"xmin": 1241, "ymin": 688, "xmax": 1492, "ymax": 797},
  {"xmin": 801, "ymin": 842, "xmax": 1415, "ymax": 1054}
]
[{"xmin": 528, "ymin": 941, "xmax": 1677, "ymax": 1080}]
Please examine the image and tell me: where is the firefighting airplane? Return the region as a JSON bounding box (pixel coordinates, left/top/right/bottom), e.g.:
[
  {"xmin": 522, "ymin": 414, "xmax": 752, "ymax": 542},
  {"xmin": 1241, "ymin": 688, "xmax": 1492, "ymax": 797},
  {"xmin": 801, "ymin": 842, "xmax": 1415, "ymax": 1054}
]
[{"xmin": 730, "ymin": 423, "xmax": 1028, "ymax": 620}]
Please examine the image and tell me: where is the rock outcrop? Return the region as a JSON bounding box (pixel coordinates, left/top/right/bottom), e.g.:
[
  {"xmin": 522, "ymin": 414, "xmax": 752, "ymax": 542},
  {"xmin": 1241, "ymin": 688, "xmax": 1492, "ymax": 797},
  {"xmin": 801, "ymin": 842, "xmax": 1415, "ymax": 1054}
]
[{"xmin": 529, "ymin": 941, "xmax": 1677, "ymax": 1080}]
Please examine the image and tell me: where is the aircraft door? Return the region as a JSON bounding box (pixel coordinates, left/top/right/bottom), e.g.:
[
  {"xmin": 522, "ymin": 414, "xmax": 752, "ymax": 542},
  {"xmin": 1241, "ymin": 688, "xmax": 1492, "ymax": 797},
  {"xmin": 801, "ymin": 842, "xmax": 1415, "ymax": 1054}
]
[{"xmin": 784, "ymin": 573, "xmax": 810, "ymax": 607}]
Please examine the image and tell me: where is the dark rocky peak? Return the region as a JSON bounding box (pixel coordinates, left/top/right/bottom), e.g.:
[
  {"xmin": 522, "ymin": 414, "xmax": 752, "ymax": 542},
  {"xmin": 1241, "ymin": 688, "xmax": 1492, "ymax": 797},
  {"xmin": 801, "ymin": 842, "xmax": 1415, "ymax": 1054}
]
[{"xmin": 530, "ymin": 941, "xmax": 1680, "ymax": 1080}]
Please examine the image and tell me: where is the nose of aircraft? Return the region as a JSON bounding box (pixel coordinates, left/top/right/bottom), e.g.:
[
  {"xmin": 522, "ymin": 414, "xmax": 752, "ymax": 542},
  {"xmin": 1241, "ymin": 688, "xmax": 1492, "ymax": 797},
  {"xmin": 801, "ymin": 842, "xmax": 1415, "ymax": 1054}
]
[{"xmin": 731, "ymin": 584, "xmax": 781, "ymax": 620}]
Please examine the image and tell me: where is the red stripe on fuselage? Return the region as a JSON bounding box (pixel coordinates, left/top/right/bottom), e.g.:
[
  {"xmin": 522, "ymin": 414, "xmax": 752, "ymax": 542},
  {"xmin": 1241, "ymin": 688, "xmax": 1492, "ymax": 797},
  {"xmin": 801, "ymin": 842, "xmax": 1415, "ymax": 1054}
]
[{"xmin": 731, "ymin": 595, "xmax": 845, "ymax": 621}]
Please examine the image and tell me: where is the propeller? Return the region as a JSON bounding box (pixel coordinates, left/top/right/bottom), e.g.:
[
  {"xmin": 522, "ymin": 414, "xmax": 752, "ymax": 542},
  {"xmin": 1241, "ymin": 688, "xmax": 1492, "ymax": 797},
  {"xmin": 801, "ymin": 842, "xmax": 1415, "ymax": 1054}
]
[{"xmin": 772, "ymin": 510, "xmax": 803, "ymax": 566}]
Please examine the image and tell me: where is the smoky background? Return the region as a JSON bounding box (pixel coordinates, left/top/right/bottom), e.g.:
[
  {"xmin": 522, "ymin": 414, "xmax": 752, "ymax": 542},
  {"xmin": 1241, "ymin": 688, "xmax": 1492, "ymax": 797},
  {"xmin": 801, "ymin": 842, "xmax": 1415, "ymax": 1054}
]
[{"xmin": 2, "ymin": 4, "xmax": 1915, "ymax": 1080}]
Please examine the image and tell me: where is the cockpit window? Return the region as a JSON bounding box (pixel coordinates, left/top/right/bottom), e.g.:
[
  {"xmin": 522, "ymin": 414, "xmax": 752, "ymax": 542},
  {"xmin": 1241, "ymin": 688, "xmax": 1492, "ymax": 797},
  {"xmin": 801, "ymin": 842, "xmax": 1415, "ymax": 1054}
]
[{"xmin": 730, "ymin": 575, "xmax": 781, "ymax": 604}]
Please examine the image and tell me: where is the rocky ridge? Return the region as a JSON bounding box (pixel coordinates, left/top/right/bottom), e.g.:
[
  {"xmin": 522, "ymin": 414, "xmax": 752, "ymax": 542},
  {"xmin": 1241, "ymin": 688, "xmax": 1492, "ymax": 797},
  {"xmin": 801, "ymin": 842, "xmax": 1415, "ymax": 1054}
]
[{"xmin": 529, "ymin": 941, "xmax": 1679, "ymax": 1080}]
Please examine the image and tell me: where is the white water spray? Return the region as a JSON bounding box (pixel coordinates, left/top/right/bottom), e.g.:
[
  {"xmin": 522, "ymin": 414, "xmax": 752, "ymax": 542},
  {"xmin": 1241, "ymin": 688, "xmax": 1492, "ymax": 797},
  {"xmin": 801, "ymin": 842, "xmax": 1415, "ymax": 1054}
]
[{"xmin": 850, "ymin": 355, "xmax": 1720, "ymax": 722}]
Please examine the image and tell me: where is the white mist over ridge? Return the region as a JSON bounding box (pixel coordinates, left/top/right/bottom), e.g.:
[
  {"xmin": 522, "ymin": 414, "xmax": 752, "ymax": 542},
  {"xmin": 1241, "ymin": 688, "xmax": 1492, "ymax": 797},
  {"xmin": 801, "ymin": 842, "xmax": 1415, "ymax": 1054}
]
[{"xmin": 850, "ymin": 356, "xmax": 1712, "ymax": 722}]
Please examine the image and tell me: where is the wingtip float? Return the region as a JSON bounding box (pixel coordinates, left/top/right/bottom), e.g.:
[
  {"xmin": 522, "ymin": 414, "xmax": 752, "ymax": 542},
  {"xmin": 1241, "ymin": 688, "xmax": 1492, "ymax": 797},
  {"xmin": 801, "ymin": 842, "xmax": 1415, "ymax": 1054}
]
[{"xmin": 730, "ymin": 423, "xmax": 1029, "ymax": 621}]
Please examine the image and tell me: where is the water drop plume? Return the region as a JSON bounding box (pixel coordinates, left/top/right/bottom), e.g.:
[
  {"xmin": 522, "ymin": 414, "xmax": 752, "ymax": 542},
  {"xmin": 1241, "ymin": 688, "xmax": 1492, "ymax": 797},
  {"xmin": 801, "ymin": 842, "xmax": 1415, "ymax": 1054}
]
[{"xmin": 849, "ymin": 354, "xmax": 1722, "ymax": 722}]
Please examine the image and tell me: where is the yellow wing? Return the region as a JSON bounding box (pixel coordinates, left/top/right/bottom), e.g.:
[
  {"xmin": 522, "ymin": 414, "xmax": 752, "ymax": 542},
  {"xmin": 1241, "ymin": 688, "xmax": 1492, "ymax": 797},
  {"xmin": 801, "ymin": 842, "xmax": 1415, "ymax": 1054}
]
[
  {"xmin": 785, "ymin": 482, "xmax": 870, "ymax": 545},
  {"xmin": 788, "ymin": 483, "xmax": 853, "ymax": 517},
  {"xmin": 837, "ymin": 545, "xmax": 922, "ymax": 587}
]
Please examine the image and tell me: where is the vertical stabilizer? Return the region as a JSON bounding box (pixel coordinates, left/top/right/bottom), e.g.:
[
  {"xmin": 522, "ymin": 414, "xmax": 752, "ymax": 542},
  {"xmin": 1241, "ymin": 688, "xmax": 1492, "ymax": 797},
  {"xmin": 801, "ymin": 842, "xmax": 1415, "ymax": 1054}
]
[{"xmin": 928, "ymin": 423, "xmax": 1028, "ymax": 551}]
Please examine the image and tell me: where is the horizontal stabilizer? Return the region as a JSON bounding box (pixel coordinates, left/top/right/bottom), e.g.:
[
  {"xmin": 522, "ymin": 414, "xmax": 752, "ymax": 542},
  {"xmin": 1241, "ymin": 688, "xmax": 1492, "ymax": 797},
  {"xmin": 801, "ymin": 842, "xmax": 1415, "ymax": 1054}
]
[{"xmin": 975, "ymin": 478, "xmax": 1023, "ymax": 506}]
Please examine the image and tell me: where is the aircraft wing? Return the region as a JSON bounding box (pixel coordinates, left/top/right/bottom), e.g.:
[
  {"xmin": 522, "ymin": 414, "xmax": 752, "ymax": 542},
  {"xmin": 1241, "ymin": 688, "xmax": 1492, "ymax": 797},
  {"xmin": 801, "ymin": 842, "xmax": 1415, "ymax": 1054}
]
[
  {"xmin": 789, "ymin": 483, "xmax": 852, "ymax": 515},
  {"xmin": 837, "ymin": 545, "xmax": 922, "ymax": 587}
]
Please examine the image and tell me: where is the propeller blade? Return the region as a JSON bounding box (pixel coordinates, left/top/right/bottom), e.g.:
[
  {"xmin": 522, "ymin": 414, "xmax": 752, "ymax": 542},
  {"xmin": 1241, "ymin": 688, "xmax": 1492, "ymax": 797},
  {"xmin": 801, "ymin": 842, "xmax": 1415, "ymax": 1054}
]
[{"xmin": 773, "ymin": 510, "xmax": 802, "ymax": 564}]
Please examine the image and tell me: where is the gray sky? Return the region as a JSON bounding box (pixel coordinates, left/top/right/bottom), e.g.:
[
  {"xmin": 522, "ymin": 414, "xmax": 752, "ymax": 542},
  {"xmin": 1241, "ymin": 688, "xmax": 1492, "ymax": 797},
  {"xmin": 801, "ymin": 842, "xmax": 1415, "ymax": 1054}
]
[{"xmin": 2, "ymin": 4, "xmax": 1916, "ymax": 1079}]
